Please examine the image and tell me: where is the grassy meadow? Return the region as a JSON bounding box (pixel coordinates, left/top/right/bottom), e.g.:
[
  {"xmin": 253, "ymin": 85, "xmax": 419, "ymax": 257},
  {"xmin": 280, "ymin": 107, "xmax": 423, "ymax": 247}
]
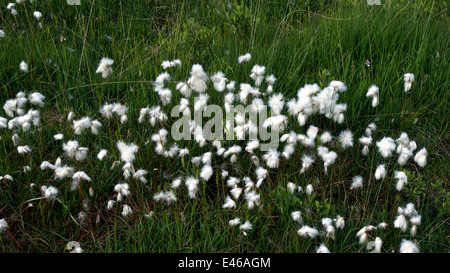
[{"xmin": 0, "ymin": 0, "xmax": 448, "ymax": 253}]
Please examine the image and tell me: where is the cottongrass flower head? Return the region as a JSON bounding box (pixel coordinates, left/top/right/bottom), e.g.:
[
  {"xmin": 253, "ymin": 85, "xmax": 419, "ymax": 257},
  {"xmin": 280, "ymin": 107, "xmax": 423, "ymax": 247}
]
[
  {"xmin": 397, "ymin": 147, "xmax": 413, "ymax": 166},
  {"xmin": 238, "ymin": 53, "xmax": 251, "ymax": 63},
  {"xmin": 41, "ymin": 185, "xmax": 58, "ymax": 201},
  {"xmin": 116, "ymin": 141, "xmax": 139, "ymax": 163},
  {"xmin": 333, "ymin": 215, "xmax": 345, "ymax": 229},
  {"xmin": 287, "ymin": 182, "xmax": 296, "ymax": 194},
  {"xmin": 19, "ymin": 61, "xmax": 29, "ymax": 73},
  {"xmin": 339, "ymin": 130, "xmax": 354, "ymax": 149},
  {"xmin": 114, "ymin": 183, "xmax": 130, "ymax": 202},
  {"xmin": 255, "ymin": 167, "xmax": 268, "ymax": 188},
  {"xmin": 229, "ymin": 218, "xmax": 241, "ymax": 227},
  {"xmin": 222, "ymin": 196, "xmax": 236, "ymax": 209},
  {"xmin": 321, "ymin": 151, "xmax": 337, "ymax": 174},
  {"xmin": 320, "ymin": 131, "xmax": 333, "ymax": 144},
  {"xmin": 161, "ymin": 59, "xmax": 181, "ymax": 70},
  {"xmin": 403, "ymin": 73, "xmax": 415, "ymax": 93},
  {"xmin": 263, "ymin": 149, "xmax": 280, "ymax": 169},
  {"xmin": 268, "ymin": 93, "xmax": 285, "ymax": 115},
  {"xmin": 97, "ymin": 149, "xmax": 107, "ymax": 161},
  {"xmin": 211, "ymin": 71, "xmax": 228, "ymax": 92},
  {"xmin": 322, "ymin": 218, "xmax": 335, "ymax": 240},
  {"xmin": 245, "ymin": 140, "xmax": 260, "ymax": 154},
  {"xmin": 153, "ymin": 191, "xmax": 177, "ymax": 205},
  {"xmin": 185, "ymin": 176, "xmax": 199, "ymax": 199},
  {"xmin": 176, "ymin": 82, "xmax": 192, "ymax": 98},
  {"xmin": 33, "ymin": 11, "xmax": 42, "ymax": 20},
  {"xmin": 54, "ymin": 165, "xmax": 75, "ymax": 180},
  {"xmin": 365, "ymin": 123, "xmax": 377, "ymax": 136},
  {"xmin": 200, "ymin": 164, "xmax": 213, "ymax": 181},
  {"xmin": 96, "ymin": 57, "xmax": 114, "ymax": 78},
  {"xmin": 122, "ymin": 204, "xmax": 133, "ymax": 217},
  {"xmin": 394, "ymin": 208, "xmax": 408, "ymax": 232},
  {"xmin": 414, "ymin": 148, "xmax": 428, "ymax": 167},
  {"xmin": 356, "ymin": 225, "xmax": 376, "ymax": 244},
  {"xmin": 250, "ymin": 64, "xmax": 266, "ymax": 86},
  {"xmin": 399, "ymin": 239, "xmax": 419, "ymax": 253},
  {"xmin": 359, "ymin": 136, "xmax": 372, "ymax": 156},
  {"xmin": 133, "ymin": 169, "xmax": 148, "ymax": 184},
  {"xmin": 0, "ymin": 218, "xmax": 8, "ymax": 234},
  {"xmin": 376, "ymin": 137, "xmax": 396, "ymax": 158},
  {"xmin": 28, "ymin": 92, "xmax": 45, "ymax": 107},
  {"xmin": 17, "ymin": 145, "xmax": 31, "ymax": 154},
  {"xmin": 404, "ymin": 203, "xmax": 418, "ymax": 217},
  {"xmin": 394, "ymin": 171, "xmax": 408, "ymax": 191},
  {"xmin": 300, "ymin": 154, "xmax": 315, "ymax": 174},
  {"xmin": 316, "ymin": 244, "xmax": 331, "ymax": 253},
  {"xmin": 291, "ymin": 211, "xmax": 303, "ymax": 224},
  {"xmin": 372, "ymin": 237, "xmax": 383, "ymax": 253},
  {"xmin": 297, "ymin": 225, "xmax": 319, "ymax": 238},
  {"xmin": 0, "ymin": 30, "xmax": 5, "ymax": 38},
  {"xmin": 350, "ymin": 176, "xmax": 363, "ymax": 190},
  {"xmin": 239, "ymin": 221, "xmax": 253, "ymax": 236},
  {"xmin": 244, "ymin": 190, "xmax": 261, "ymax": 210},
  {"xmin": 266, "ymin": 74, "xmax": 276, "ymax": 93},
  {"xmin": 187, "ymin": 64, "xmax": 208, "ymax": 93},
  {"xmin": 366, "ymin": 85, "xmax": 379, "ymax": 107},
  {"xmin": 306, "ymin": 184, "xmax": 314, "ymax": 195},
  {"xmin": 410, "ymin": 215, "xmax": 421, "ymax": 237},
  {"xmin": 70, "ymin": 172, "xmax": 91, "ymax": 191},
  {"xmin": 374, "ymin": 164, "xmax": 386, "ymax": 180}
]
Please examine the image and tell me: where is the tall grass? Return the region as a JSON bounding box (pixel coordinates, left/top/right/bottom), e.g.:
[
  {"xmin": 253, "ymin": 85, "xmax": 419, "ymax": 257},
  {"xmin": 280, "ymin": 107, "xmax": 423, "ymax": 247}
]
[{"xmin": 0, "ymin": 0, "xmax": 448, "ymax": 252}]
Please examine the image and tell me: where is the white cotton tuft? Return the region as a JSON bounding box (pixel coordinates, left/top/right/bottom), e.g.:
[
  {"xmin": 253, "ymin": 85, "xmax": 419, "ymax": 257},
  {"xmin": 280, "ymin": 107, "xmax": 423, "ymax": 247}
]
[
  {"xmin": 403, "ymin": 73, "xmax": 415, "ymax": 93},
  {"xmin": 33, "ymin": 11, "xmax": 42, "ymax": 20},
  {"xmin": 268, "ymin": 93, "xmax": 284, "ymax": 115},
  {"xmin": 229, "ymin": 218, "xmax": 241, "ymax": 227},
  {"xmin": 316, "ymin": 244, "xmax": 331, "ymax": 253},
  {"xmin": 222, "ymin": 196, "xmax": 236, "ymax": 209},
  {"xmin": 0, "ymin": 218, "xmax": 8, "ymax": 234},
  {"xmin": 399, "ymin": 239, "xmax": 419, "ymax": 253},
  {"xmin": 350, "ymin": 176, "xmax": 363, "ymax": 190},
  {"xmin": 394, "ymin": 171, "xmax": 408, "ymax": 191},
  {"xmin": 339, "ymin": 130, "xmax": 354, "ymax": 149},
  {"xmin": 366, "ymin": 85, "xmax": 380, "ymax": 107},
  {"xmin": 250, "ymin": 65, "xmax": 265, "ymax": 86},
  {"xmin": 414, "ymin": 148, "xmax": 428, "ymax": 167},
  {"xmin": 376, "ymin": 137, "xmax": 396, "ymax": 158},
  {"xmin": 97, "ymin": 149, "xmax": 107, "ymax": 161},
  {"xmin": 394, "ymin": 214, "xmax": 408, "ymax": 232},
  {"xmin": 19, "ymin": 60, "xmax": 29, "ymax": 73},
  {"xmin": 334, "ymin": 215, "xmax": 345, "ymax": 229},
  {"xmin": 122, "ymin": 204, "xmax": 133, "ymax": 217},
  {"xmin": 320, "ymin": 131, "xmax": 333, "ymax": 144},
  {"xmin": 263, "ymin": 149, "xmax": 280, "ymax": 169},
  {"xmin": 200, "ymin": 165, "xmax": 213, "ymax": 181},
  {"xmin": 297, "ymin": 225, "xmax": 319, "ymax": 238},
  {"xmin": 374, "ymin": 164, "xmax": 386, "ymax": 180},
  {"xmin": 300, "ymin": 154, "xmax": 315, "ymax": 174},
  {"xmin": 238, "ymin": 53, "xmax": 251, "ymax": 63},
  {"xmin": 291, "ymin": 211, "xmax": 303, "ymax": 223},
  {"xmin": 116, "ymin": 141, "xmax": 139, "ymax": 163},
  {"xmin": 96, "ymin": 57, "xmax": 114, "ymax": 78},
  {"xmin": 185, "ymin": 177, "xmax": 199, "ymax": 199}
]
